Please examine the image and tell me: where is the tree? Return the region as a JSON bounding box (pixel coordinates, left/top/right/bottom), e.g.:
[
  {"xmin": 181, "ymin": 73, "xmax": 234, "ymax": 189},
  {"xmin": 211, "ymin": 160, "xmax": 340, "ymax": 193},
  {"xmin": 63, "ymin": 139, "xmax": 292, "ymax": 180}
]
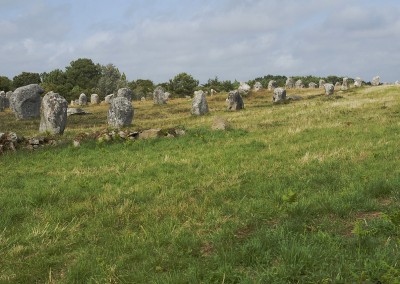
[
  {"xmin": 169, "ymin": 73, "xmax": 199, "ymax": 97},
  {"xmin": 0, "ymin": 76, "xmax": 13, "ymax": 92},
  {"xmin": 65, "ymin": 58, "xmax": 101, "ymax": 96},
  {"xmin": 96, "ymin": 64, "xmax": 122, "ymax": 98},
  {"xmin": 40, "ymin": 69, "xmax": 69, "ymax": 98},
  {"xmin": 129, "ymin": 79, "xmax": 154, "ymax": 100},
  {"xmin": 13, "ymin": 72, "xmax": 41, "ymax": 88}
]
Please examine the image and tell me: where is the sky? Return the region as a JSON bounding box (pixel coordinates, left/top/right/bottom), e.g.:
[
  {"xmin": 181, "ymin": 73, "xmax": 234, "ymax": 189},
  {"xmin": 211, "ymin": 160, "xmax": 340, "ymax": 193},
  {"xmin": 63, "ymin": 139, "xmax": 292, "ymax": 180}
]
[{"xmin": 1, "ymin": 0, "xmax": 399, "ymax": 84}]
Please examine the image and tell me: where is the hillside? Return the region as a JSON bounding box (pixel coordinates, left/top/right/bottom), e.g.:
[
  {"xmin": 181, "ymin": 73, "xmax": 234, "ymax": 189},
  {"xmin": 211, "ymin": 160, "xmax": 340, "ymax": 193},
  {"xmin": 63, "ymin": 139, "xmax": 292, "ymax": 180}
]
[{"xmin": 1, "ymin": 86, "xmax": 400, "ymax": 283}]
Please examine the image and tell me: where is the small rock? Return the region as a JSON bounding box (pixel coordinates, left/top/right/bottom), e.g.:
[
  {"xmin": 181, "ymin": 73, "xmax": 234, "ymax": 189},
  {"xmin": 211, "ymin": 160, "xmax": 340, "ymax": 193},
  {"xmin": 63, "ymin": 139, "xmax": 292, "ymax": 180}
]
[
  {"xmin": 139, "ymin": 129, "xmax": 162, "ymax": 139},
  {"xmin": 73, "ymin": 140, "xmax": 80, "ymax": 147},
  {"xmin": 212, "ymin": 117, "xmax": 228, "ymax": 130}
]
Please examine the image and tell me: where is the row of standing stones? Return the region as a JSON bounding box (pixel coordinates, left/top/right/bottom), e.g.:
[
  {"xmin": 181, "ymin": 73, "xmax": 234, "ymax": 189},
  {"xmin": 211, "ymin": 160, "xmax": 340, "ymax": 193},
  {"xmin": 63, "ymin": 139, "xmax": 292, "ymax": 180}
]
[{"xmin": 0, "ymin": 76, "xmax": 397, "ymax": 139}]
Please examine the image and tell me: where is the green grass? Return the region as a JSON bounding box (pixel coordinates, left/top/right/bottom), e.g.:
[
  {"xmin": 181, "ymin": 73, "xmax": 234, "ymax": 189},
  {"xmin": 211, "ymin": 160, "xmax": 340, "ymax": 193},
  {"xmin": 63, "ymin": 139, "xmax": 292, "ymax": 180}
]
[{"xmin": 1, "ymin": 86, "xmax": 400, "ymax": 283}]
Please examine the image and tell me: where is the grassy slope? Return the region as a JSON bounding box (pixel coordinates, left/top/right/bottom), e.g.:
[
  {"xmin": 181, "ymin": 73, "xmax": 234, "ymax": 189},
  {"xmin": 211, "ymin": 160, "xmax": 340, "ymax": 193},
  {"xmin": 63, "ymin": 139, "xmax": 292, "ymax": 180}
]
[{"xmin": 1, "ymin": 86, "xmax": 400, "ymax": 283}]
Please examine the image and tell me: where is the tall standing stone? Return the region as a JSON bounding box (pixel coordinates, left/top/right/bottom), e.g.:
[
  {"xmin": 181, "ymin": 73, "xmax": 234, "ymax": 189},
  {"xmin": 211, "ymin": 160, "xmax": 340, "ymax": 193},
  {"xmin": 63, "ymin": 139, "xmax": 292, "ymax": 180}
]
[
  {"xmin": 354, "ymin": 77, "xmax": 362, "ymax": 87},
  {"xmin": 324, "ymin": 83, "xmax": 334, "ymax": 96},
  {"xmin": 117, "ymin": 88, "xmax": 133, "ymax": 101},
  {"xmin": 238, "ymin": 82, "xmax": 251, "ymax": 95},
  {"xmin": 268, "ymin": 80, "xmax": 277, "ymax": 90},
  {"xmin": 12, "ymin": 84, "xmax": 44, "ymax": 119},
  {"xmin": 253, "ymin": 82, "xmax": 263, "ymax": 91},
  {"xmin": 319, "ymin": 79, "xmax": 325, "ymax": 88},
  {"xmin": 226, "ymin": 90, "xmax": 244, "ymax": 111},
  {"xmin": 90, "ymin": 94, "xmax": 100, "ymax": 104},
  {"xmin": 39, "ymin": 92, "xmax": 68, "ymax": 134},
  {"xmin": 5, "ymin": 91, "xmax": 12, "ymax": 108},
  {"xmin": 371, "ymin": 76, "xmax": 380, "ymax": 86},
  {"xmin": 295, "ymin": 79, "xmax": 304, "ymax": 89},
  {"xmin": 273, "ymin": 87, "xmax": 286, "ymax": 103},
  {"xmin": 285, "ymin": 77, "xmax": 294, "ymax": 89},
  {"xmin": 108, "ymin": 97, "xmax": 133, "ymax": 128},
  {"xmin": 78, "ymin": 93, "xmax": 87, "ymax": 105},
  {"xmin": 191, "ymin": 90, "xmax": 209, "ymax": 116},
  {"xmin": 153, "ymin": 86, "xmax": 167, "ymax": 105},
  {"xmin": 341, "ymin": 77, "xmax": 348, "ymax": 91}
]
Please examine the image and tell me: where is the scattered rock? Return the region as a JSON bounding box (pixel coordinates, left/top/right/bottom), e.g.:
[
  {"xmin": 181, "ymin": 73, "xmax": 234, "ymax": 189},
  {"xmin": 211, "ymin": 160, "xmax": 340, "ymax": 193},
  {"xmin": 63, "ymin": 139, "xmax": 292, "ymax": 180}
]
[
  {"xmin": 273, "ymin": 87, "xmax": 286, "ymax": 103},
  {"xmin": 12, "ymin": 84, "xmax": 44, "ymax": 119},
  {"xmin": 324, "ymin": 83, "xmax": 335, "ymax": 96},
  {"xmin": 253, "ymin": 82, "xmax": 263, "ymax": 91},
  {"xmin": 139, "ymin": 129, "xmax": 162, "ymax": 139},
  {"xmin": 108, "ymin": 97, "xmax": 133, "ymax": 128},
  {"xmin": 39, "ymin": 92, "xmax": 68, "ymax": 135},
  {"xmin": 226, "ymin": 90, "xmax": 244, "ymax": 111},
  {"xmin": 67, "ymin": 108, "xmax": 91, "ymax": 116},
  {"xmin": 191, "ymin": 90, "xmax": 209, "ymax": 116}
]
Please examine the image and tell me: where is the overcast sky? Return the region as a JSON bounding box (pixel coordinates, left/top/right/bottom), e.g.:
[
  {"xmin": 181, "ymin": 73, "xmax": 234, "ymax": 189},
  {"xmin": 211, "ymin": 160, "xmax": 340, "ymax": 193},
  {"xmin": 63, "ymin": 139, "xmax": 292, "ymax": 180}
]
[{"xmin": 1, "ymin": 0, "xmax": 399, "ymax": 83}]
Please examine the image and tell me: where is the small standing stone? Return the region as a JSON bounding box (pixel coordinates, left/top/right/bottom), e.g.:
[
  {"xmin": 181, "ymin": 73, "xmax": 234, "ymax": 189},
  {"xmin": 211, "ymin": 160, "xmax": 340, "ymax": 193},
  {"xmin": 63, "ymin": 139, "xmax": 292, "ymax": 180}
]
[
  {"xmin": 226, "ymin": 90, "xmax": 244, "ymax": 111},
  {"xmin": 319, "ymin": 79, "xmax": 325, "ymax": 88},
  {"xmin": 295, "ymin": 80, "xmax": 304, "ymax": 89},
  {"xmin": 354, "ymin": 77, "xmax": 362, "ymax": 87},
  {"xmin": 268, "ymin": 80, "xmax": 277, "ymax": 90},
  {"xmin": 395, "ymin": 80, "xmax": 400, "ymax": 85},
  {"xmin": 108, "ymin": 97, "xmax": 133, "ymax": 128},
  {"xmin": 308, "ymin": 82, "xmax": 317, "ymax": 88},
  {"xmin": 371, "ymin": 76, "xmax": 380, "ymax": 86},
  {"xmin": 90, "ymin": 94, "xmax": 100, "ymax": 104},
  {"xmin": 210, "ymin": 89, "xmax": 217, "ymax": 96},
  {"xmin": 238, "ymin": 82, "xmax": 251, "ymax": 95},
  {"xmin": 0, "ymin": 93, "xmax": 5, "ymax": 112},
  {"xmin": 253, "ymin": 82, "xmax": 263, "ymax": 91},
  {"xmin": 117, "ymin": 88, "xmax": 133, "ymax": 101},
  {"xmin": 191, "ymin": 90, "xmax": 209, "ymax": 116},
  {"xmin": 78, "ymin": 93, "xmax": 87, "ymax": 105},
  {"xmin": 324, "ymin": 83, "xmax": 334, "ymax": 96},
  {"xmin": 12, "ymin": 84, "xmax": 44, "ymax": 119},
  {"xmin": 273, "ymin": 87, "xmax": 286, "ymax": 103},
  {"xmin": 5, "ymin": 91, "xmax": 12, "ymax": 108},
  {"xmin": 153, "ymin": 86, "xmax": 167, "ymax": 105},
  {"xmin": 285, "ymin": 77, "xmax": 294, "ymax": 89},
  {"xmin": 105, "ymin": 94, "xmax": 115, "ymax": 104},
  {"xmin": 39, "ymin": 92, "xmax": 68, "ymax": 135},
  {"xmin": 341, "ymin": 78, "xmax": 348, "ymax": 91}
]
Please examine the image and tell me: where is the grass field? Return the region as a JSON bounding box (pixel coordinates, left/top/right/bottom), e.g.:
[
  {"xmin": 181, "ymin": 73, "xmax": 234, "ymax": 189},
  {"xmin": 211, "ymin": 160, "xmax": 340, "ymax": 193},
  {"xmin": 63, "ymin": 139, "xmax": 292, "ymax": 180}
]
[{"xmin": 1, "ymin": 86, "xmax": 400, "ymax": 283}]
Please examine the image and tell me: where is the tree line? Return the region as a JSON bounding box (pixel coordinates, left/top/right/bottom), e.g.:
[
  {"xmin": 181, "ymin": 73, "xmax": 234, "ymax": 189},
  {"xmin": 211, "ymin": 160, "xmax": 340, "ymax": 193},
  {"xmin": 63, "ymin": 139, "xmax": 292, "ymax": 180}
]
[{"xmin": 0, "ymin": 58, "xmax": 357, "ymax": 101}]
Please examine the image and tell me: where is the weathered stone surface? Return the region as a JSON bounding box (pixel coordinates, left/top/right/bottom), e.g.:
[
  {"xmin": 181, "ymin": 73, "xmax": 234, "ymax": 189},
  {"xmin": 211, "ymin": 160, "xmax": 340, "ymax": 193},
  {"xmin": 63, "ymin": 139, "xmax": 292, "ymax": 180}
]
[
  {"xmin": 341, "ymin": 77, "xmax": 348, "ymax": 91},
  {"xmin": 4, "ymin": 91, "xmax": 12, "ymax": 108},
  {"xmin": 138, "ymin": 128, "xmax": 162, "ymax": 139},
  {"xmin": 164, "ymin": 92, "xmax": 171, "ymax": 101},
  {"xmin": 238, "ymin": 82, "xmax": 251, "ymax": 95},
  {"xmin": 287, "ymin": 95, "xmax": 303, "ymax": 101},
  {"xmin": 104, "ymin": 94, "xmax": 114, "ymax": 104},
  {"xmin": 324, "ymin": 83, "xmax": 334, "ymax": 96},
  {"xmin": 0, "ymin": 92, "xmax": 5, "ymax": 112},
  {"xmin": 335, "ymin": 82, "xmax": 341, "ymax": 88},
  {"xmin": 153, "ymin": 86, "xmax": 167, "ymax": 105},
  {"xmin": 108, "ymin": 97, "xmax": 133, "ymax": 128},
  {"xmin": 39, "ymin": 92, "xmax": 68, "ymax": 135},
  {"xmin": 90, "ymin": 94, "xmax": 100, "ymax": 104},
  {"xmin": 12, "ymin": 84, "xmax": 44, "ymax": 119},
  {"xmin": 371, "ymin": 76, "xmax": 380, "ymax": 86},
  {"xmin": 308, "ymin": 82, "xmax": 317, "ymax": 88},
  {"xmin": 268, "ymin": 80, "xmax": 277, "ymax": 90},
  {"xmin": 295, "ymin": 80, "xmax": 304, "ymax": 89},
  {"xmin": 210, "ymin": 89, "xmax": 217, "ymax": 96},
  {"xmin": 285, "ymin": 77, "xmax": 294, "ymax": 89},
  {"xmin": 273, "ymin": 87, "xmax": 286, "ymax": 103},
  {"xmin": 354, "ymin": 77, "xmax": 362, "ymax": 87},
  {"xmin": 212, "ymin": 116, "xmax": 228, "ymax": 130},
  {"xmin": 319, "ymin": 79, "xmax": 325, "ymax": 88},
  {"xmin": 253, "ymin": 82, "xmax": 263, "ymax": 91},
  {"xmin": 67, "ymin": 108, "xmax": 91, "ymax": 116},
  {"xmin": 117, "ymin": 88, "xmax": 132, "ymax": 101},
  {"xmin": 226, "ymin": 90, "xmax": 244, "ymax": 111},
  {"xmin": 78, "ymin": 93, "xmax": 87, "ymax": 105},
  {"xmin": 191, "ymin": 90, "xmax": 209, "ymax": 116}
]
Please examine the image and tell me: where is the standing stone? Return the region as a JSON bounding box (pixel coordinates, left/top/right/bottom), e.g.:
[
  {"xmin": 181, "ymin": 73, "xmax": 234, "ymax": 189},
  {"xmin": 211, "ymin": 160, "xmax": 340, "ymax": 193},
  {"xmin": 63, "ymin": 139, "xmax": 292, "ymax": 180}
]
[
  {"xmin": 39, "ymin": 92, "xmax": 68, "ymax": 135},
  {"xmin": 319, "ymin": 79, "xmax": 325, "ymax": 88},
  {"xmin": 273, "ymin": 87, "xmax": 286, "ymax": 103},
  {"xmin": 12, "ymin": 84, "xmax": 44, "ymax": 119},
  {"xmin": 253, "ymin": 82, "xmax": 263, "ymax": 91},
  {"xmin": 238, "ymin": 82, "xmax": 251, "ymax": 95},
  {"xmin": 117, "ymin": 88, "xmax": 132, "ymax": 101},
  {"xmin": 90, "ymin": 94, "xmax": 100, "ymax": 104},
  {"xmin": 164, "ymin": 92, "xmax": 171, "ymax": 101},
  {"xmin": 285, "ymin": 77, "xmax": 294, "ymax": 89},
  {"xmin": 78, "ymin": 93, "xmax": 87, "ymax": 105},
  {"xmin": 153, "ymin": 86, "xmax": 167, "ymax": 105},
  {"xmin": 324, "ymin": 83, "xmax": 334, "ymax": 96},
  {"xmin": 191, "ymin": 90, "xmax": 209, "ymax": 116},
  {"xmin": 226, "ymin": 90, "xmax": 244, "ymax": 111},
  {"xmin": 295, "ymin": 80, "xmax": 304, "ymax": 89},
  {"xmin": 0, "ymin": 93, "xmax": 5, "ymax": 112},
  {"xmin": 5, "ymin": 91, "xmax": 12, "ymax": 108},
  {"xmin": 105, "ymin": 94, "xmax": 115, "ymax": 104},
  {"xmin": 335, "ymin": 82, "xmax": 341, "ymax": 88},
  {"xmin": 210, "ymin": 89, "xmax": 217, "ymax": 96},
  {"xmin": 108, "ymin": 97, "xmax": 133, "ymax": 128},
  {"xmin": 354, "ymin": 77, "xmax": 362, "ymax": 87},
  {"xmin": 308, "ymin": 82, "xmax": 317, "ymax": 88},
  {"xmin": 395, "ymin": 80, "xmax": 400, "ymax": 85},
  {"xmin": 268, "ymin": 80, "xmax": 277, "ymax": 90},
  {"xmin": 141, "ymin": 97, "xmax": 146, "ymax": 101},
  {"xmin": 341, "ymin": 77, "xmax": 348, "ymax": 91},
  {"xmin": 371, "ymin": 76, "xmax": 380, "ymax": 86}
]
